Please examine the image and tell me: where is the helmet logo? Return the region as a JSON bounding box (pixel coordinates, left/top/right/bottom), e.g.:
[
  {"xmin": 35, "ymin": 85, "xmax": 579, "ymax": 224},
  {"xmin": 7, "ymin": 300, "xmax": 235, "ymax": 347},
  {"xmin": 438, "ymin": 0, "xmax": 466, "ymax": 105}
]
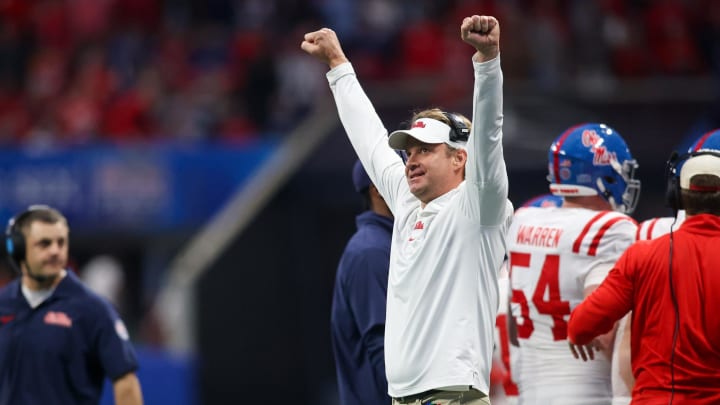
[
  {"xmin": 581, "ymin": 129, "xmax": 617, "ymax": 166},
  {"xmin": 559, "ymin": 167, "xmax": 571, "ymax": 180}
]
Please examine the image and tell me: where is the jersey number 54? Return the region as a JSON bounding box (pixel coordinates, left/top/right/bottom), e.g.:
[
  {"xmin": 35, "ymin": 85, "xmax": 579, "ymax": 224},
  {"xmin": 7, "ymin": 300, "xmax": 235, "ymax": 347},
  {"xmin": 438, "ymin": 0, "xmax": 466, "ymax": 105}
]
[{"xmin": 510, "ymin": 252, "xmax": 571, "ymax": 341}]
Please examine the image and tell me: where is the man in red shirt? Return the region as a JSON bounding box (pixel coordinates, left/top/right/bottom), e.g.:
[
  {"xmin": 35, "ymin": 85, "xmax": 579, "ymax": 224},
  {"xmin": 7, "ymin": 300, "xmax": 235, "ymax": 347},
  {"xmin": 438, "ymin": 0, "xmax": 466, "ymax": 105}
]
[{"xmin": 568, "ymin": 149, "xmax": 720, "ymax": 404}]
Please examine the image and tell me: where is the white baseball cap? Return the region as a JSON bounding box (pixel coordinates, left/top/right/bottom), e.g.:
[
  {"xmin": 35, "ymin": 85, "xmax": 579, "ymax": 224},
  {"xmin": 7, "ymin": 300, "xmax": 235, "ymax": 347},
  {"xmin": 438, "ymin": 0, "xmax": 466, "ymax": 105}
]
[
  {"xmin": 388, "ymin": 118, "xmax": 467, "ymax": 150},
  {"xmin": 680, "ymin": 153, "xmax": 720, "ymax": 190}
]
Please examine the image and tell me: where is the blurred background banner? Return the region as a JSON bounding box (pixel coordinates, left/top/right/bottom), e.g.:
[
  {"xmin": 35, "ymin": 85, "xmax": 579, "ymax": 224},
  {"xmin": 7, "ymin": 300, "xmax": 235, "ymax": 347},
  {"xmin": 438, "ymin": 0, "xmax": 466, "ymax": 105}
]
[{"xmin": 0, "ymin": 140, "xmax": 277, "ymax": 231}]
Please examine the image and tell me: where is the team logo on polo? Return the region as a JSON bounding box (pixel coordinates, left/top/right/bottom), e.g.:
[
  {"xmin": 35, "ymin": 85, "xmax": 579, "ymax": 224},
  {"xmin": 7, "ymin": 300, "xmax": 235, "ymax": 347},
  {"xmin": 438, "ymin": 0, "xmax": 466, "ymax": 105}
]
[{"xmin": 44, "ymin": 311, "xmax": 72, "ymax": 327}]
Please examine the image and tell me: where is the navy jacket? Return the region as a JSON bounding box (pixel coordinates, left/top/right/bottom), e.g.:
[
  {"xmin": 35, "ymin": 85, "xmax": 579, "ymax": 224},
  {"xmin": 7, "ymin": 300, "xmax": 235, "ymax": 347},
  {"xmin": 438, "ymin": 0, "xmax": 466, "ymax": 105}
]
[
  {"xmin": 331, "ymin": 211, "xmax": 393, "ymax": 405},
  {"xmin": 0, "ymin": 271, "xmax": 138, "ymax": 405}
]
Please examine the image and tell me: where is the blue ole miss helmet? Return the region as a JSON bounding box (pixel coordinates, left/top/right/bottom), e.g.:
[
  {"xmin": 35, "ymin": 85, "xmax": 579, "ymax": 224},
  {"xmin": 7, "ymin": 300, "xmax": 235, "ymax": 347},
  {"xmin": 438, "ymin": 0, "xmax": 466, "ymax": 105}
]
[
  {"xmin": 670, "ymin": 128, "xmax": 720, "ymax": 178},
  {"xmin": 688, "ymin": 128, "xmax": 720, "ymax": 153},
  {"xmin": 665, "ymin": 128, "xmax": 720, "ymax": 210},
  {"xmin": 547, "ymin": 123, "xmax": 640, "ymax": 214}
]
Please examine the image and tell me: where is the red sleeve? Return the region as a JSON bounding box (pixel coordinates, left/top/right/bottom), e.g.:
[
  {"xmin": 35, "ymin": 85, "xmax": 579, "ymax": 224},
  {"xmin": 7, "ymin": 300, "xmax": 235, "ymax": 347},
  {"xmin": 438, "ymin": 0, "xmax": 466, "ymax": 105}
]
[{"xmin": 568, "ymin": 245, "xmax": 638, "ymax": 344}]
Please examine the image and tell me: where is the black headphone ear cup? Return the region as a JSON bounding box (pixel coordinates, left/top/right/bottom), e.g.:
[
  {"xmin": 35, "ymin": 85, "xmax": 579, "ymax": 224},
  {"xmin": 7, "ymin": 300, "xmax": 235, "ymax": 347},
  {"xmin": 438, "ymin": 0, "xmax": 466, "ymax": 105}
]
[
  {"xmin": 673, "ymin": 176, "xmax": 683, "ymax": 211},
  {"xmin": 5, "ymin": 221, "xmax": 25, "ymax": 270},
  {"xmin": 10, "ymin": 230, "xmax": 25, "ymax": 265},
  {"xmin": 5, "ymin": 208, "xmax": 38, "ymax": 271},
  {"xmin": 665, "ymin": 175, "xmax": 682, "ymax": 212},
  {"xmin": 442, "ymin": 112, "xmax": 470, "ymax": 143},
  {"xmin": 665, "ymin": 151, "xmax": 682, "ymax": 213}
]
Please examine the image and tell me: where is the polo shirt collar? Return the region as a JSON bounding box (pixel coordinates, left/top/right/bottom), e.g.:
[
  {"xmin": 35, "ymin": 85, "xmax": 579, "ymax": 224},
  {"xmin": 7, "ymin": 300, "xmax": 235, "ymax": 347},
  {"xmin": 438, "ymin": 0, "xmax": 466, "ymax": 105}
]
[
  {"xmin": 9, "ymin": 270, "xmax": 83, "ymax": 304},
  {"xmin": 681, "ymin": 213, "xmax": 720, "ymax": 234},
  {"xmin": 51, "ymin": 270, "xmax": 84, "ymax": 299}
]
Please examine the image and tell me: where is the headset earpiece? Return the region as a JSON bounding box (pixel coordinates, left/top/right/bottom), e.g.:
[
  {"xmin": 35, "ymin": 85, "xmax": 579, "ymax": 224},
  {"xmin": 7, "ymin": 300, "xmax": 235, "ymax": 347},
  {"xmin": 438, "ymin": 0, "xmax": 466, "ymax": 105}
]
[
  {"xmin": 442, "ymin": 112, "xmax": 470, "ymax": 143},
  {"xmin": 5, "ymin": 205, "xmax": 55, "ymax": 272},
  {"xmin": 665, "ymin": 151, "xmax": 683, "ymax": 214},
  {"xmin": 6, "ymin": 215, "xmax": 26, "ymax": 270}
]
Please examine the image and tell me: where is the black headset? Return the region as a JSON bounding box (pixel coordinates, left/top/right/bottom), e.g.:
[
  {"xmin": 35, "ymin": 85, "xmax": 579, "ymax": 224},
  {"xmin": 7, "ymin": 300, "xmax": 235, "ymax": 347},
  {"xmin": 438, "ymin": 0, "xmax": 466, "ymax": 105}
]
[
  {"xmin": 665, "ymin": 149, "xmax": 720, "ymax": 215},
  {"xmin": 441, "ymin": 111, "xmax": 470, "ymax": 143},
  {"xmin": 5, "ymin": 205, "xmax": 55, "ymax": 272}
]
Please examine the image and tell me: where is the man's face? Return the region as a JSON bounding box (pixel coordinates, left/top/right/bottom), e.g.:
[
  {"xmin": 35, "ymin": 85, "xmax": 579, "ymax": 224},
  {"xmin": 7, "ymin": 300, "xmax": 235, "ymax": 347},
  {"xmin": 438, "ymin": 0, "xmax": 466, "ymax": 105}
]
[
  {"xmin": 23, "ymin": 221, "xmax": 69, "ymax": 279},
  {"xmin": 404, "ymin": 138, "xmax": 465, "ymax": 203}
]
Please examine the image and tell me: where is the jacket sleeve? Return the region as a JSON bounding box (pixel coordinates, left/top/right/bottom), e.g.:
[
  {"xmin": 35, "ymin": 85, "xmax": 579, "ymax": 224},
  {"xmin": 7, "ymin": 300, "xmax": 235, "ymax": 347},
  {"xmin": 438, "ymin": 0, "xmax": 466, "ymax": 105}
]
[
  {"xmin": 343, "ymin": 247, "xmax": 389, "ymax": 390},
  {"xmin": 568, "ymin": 246, "xmax": 636, "ymax": 344},
  {"xmin": 464, "ymin": 56, "xmax": 508, "ymax": 225}
]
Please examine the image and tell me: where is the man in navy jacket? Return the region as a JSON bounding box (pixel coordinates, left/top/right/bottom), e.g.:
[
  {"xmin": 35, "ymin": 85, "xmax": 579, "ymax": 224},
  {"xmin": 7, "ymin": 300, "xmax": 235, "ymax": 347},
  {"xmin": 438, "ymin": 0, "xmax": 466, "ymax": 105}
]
[{"xmin": 331, "ymin": 160, "xmax": 393, "ymax": 405}]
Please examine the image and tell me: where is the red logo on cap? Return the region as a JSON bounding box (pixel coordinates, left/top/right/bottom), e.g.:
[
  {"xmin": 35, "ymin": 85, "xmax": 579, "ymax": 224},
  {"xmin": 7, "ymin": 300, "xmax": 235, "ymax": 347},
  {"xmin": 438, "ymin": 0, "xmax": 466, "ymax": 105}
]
[{"xmin": 412, "ymin": 121, "xmax": 426, "ymax": 129}]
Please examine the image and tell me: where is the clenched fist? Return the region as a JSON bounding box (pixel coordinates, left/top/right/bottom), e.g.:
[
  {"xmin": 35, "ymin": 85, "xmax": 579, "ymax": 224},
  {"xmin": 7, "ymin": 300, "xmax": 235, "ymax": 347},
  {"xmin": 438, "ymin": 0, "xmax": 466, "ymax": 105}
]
[
  {"xmin": 300, "ymin": 28, "xmax": 349, "ymax": 69},
  {"xmin": 461, "ymin": 15, "xmax": 500, "ymax": 62}
]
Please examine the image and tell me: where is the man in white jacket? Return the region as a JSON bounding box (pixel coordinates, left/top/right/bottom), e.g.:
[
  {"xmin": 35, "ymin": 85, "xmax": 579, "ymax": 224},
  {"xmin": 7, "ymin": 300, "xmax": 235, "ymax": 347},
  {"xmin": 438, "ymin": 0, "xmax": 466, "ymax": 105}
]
[{"xmin": 302, "ymin": 14, "xmax": 511, "ymax": 405}]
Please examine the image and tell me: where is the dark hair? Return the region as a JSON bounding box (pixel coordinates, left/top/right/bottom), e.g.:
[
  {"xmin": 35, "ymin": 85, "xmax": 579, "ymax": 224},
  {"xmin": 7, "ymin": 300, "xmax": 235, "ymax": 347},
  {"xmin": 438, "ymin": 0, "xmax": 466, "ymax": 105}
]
[
  {"xmin": 15, "ymin": 207, "xmax": 68, "ymax": 236},
  {"xmin": 681, "ymin": 174, "xmax": 720, "ymax": 216}
]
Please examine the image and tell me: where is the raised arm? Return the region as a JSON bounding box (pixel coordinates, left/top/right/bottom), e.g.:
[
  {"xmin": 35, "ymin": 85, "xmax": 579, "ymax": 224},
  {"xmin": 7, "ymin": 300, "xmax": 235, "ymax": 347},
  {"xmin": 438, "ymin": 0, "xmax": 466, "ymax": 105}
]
[
  {"xmin": 461, "ymin": 16, "xmax": 508, "ymax": 225},
  {"xmin": 301, "ymin": 28, "xmax": 406, "ymax": 212}
]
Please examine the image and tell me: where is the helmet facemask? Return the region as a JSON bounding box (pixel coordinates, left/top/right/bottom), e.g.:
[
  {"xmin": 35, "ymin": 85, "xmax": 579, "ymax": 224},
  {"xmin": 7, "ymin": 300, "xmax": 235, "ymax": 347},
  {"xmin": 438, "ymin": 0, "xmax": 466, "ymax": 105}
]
[{"xmin": 599, "ymin": 158, "xmax": 640, "ymax": 214}]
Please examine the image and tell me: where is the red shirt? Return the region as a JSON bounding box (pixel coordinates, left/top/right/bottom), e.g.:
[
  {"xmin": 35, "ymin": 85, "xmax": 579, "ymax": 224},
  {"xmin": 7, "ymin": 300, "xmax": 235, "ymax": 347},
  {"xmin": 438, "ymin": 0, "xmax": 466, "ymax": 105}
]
[{"xmin": 568, "ymin": 214, "xmax": 720, "ymax": 404}]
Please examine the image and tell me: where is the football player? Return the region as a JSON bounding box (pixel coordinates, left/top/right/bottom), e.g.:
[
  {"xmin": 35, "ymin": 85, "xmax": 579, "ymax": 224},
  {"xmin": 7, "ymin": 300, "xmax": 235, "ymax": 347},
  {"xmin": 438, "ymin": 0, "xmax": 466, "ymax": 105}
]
[{"xmin": 507, "ymin": 123, "xmax": 640, "ymax": 404}]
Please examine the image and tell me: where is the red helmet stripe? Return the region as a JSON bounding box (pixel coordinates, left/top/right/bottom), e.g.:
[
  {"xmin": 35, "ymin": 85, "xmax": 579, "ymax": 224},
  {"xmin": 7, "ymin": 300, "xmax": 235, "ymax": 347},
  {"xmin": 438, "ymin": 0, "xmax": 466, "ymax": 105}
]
[{"xmin": 693, "ymin": 130, "xmax": 715, "ymax": 151}]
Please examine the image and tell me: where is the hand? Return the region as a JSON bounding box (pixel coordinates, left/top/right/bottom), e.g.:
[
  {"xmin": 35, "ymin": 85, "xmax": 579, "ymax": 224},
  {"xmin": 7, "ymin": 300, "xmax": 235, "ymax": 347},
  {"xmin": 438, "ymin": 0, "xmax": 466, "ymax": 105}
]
[
  {"xmin": 300, "ymin": 28, "xmax": 349, "ymax": 69},
  {"xmin": 461, "ymin": 15, "xmax": 500, "ymax": 62},
  {"xmin": 569, "ymin": 340, "xmax": 597, "ymax": 362}
]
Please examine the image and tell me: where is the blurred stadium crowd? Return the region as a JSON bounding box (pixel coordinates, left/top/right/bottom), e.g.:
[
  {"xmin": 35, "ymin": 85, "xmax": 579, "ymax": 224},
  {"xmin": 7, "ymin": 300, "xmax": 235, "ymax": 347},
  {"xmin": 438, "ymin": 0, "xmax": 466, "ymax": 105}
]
[{"xmin": 0, "ymin": 0, "xmax": 718, "ymax": 147}]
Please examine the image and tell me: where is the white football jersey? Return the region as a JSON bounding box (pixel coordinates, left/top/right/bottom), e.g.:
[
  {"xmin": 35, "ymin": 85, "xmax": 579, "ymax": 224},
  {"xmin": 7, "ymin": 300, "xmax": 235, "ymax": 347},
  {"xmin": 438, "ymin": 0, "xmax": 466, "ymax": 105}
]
[
  {"xmin": 507, "ymin": 206, "xmax": 637, "ymax": 404},
  {"xmin": 610, "ymin": 313, "xmax": 632, "ymax": 405},
  {"xmin": 635, "ymin": 210, "xmax": 686, "ymax": 241}
]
